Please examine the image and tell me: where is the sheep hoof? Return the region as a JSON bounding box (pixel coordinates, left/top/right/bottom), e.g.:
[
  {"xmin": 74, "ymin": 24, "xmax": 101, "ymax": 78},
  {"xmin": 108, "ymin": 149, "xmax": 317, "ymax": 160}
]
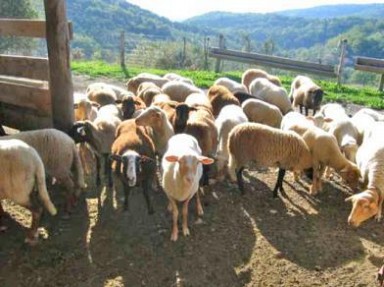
[
  {"xmin": 182, "ymin": 227, "xmax": 190, "ymax": 237},
  {"xmin": 24, "ymin": 233, "xmax": 39, "ymax": 246},
  {"xmin": 0, "ymin": 225, "xmax": 8, "ymax": 232},
  {"xmin": 170, "ymin": 230, "xmax": 178, "ymax": 242}
]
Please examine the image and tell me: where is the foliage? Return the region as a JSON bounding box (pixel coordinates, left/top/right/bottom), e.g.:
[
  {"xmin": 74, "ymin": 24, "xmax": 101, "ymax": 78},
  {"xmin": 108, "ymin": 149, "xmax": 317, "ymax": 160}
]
[
  {"xmin": 0, "ymin": 0, "xmax": 37, "ymax": 53},
  {"xmin": 72, "ymin": 60, "xmax": 384, "ymax": 108}
]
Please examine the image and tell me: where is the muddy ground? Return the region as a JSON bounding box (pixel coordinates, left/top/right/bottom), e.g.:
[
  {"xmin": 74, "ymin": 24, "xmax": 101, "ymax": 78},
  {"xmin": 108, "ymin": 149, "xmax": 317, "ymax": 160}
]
[{"xmin": 1, "ymin": 75, "xmax": 384, "ymax": 287}]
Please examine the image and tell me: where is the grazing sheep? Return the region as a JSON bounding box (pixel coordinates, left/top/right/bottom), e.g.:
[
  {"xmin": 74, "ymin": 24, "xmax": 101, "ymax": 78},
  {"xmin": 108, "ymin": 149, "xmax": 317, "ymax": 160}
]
[
  {"xmin": 163, "ymin": 73, "xmax": 194, "ymax": 85},
  {"xmin": 135, "ymin": 106, "xmax": 174, "ymax": 156},
  {"xmin": 249, "ymin": 78, "xmax": 292, "ymax": 115},
  {"xmin": 289, "ymin": 75, "xmax": 324, "ymax": 116},
  {"xmin": 281, "ymin": 112, "xmax": 360, "ymax": 195},
  {"xmin": 351, "ymin": 108, "xmax": 384, "ymax": 145},
  {"xmin": 346, "ymin": 122, "xmax": 384, "ymax": 227},
  {"xmin": 184, "ymin": 92, "xmax": 211, "ymax": 109},
  {"xmin": 242, "ymin": 98, "xmax": 283, "ymax": 128},
  {"xmin": 207, "ymin": 85, "xmax": 240, "ymax": 117},
  {"xmin": 127, "ymin": 73, "xmax": 169, "ymax": 94},
  {"xmin": 110, "ymin": 119, "xmax": 156, "ymax": 214},
  {"xmin": 161, "ymin": 80, "xmax": 202, "ymax": 102},
  {"xmin": 214, "ymin": 77, "xmax": 248, "ymax": 94},
  {"xmin": 69, "ymin": 111, "xmax": 121, "ymax": 187},
  {"xmin": 214, "ymin": 105, "xmax": 248, "ymax": 179},
  {"xmin": 241, "ymin": 68, "xmax": 282, "ymax": 91},
  {"xmin": 1, "ymin": 129, "xmax": 86, "ymax": 213},
  {"xmin": 162, "ymin": 134, "xmax": 214, "ymax": 241},
  {"xmin": 74, "ymin": 98, "xmax": 99, "ymax": 121},
  {"xmin": 87, "ymin": 85, "xmax": 117, "ymax": 107},
  {"xmin": 228, "ymin": 122, "xmax": 312, "ymax": 196},
  {"xmin": 0, "ymin": 139, "xmax": 57, "ymax": 245}
]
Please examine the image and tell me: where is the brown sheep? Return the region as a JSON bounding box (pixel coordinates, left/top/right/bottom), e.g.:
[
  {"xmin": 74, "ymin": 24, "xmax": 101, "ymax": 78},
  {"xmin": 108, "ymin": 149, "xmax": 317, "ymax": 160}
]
[
  {"xmin": 241, "ymin": 68, "xmax": 282, "ymax": 91},
  {"xmin": 207, "ymin": 85, "xmax": 240, "ymax": 118}
]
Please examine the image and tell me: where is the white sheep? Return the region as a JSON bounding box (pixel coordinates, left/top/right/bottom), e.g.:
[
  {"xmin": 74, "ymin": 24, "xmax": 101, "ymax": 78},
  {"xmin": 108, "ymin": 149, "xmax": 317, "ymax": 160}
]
[
  {"xmin": 86, "ymin": 82, "xmax": 128, "ymax": 101},
  {"xmin": 214, "ymin": 77, "xmax": 248, "ymax": 94},
  {"xmin": 126, "ymin": 73, "xmax": 169, "ymax": 94},
  {"xmin": 161, "ymin": 81, "xmax": 203, "ymax": 103},
  {"xmin": 162, "ymin": 134, "xmax": 214, "ymax": 241},
  {"xmin": 228, "ymin": 122, "xmax": 312, "ymax": 197},
  {"xmin": 74, "ymin": 98, "xmax": 99, "ymax": 122},
  {"xmin": 289, "ymin": 75, "xmax": 324, "ymax": 116},
  {"xmin": 241, "ymin": 68, "xmax": 282, "ymax": 91},
  {"xmin": 241, "ymin": 98, "xmax": 283, "ymax": 128},
  {"xmin": 249, "ymin": 78, "xmax": 292, "ymax": 115},
  {"xmin": 345, "ymin": 122, "xmax": 384, "ymax": 227},
  {"xmin": 86, "ymin": 84, "xmax": 117, "ymax": 107},
  {"xmin": 351, "ymin": 108, "xmax": 384, "ymax": 145},
  {"xmin": 1, "ymin": 129, "xmax": 85, "ymax": 214},
  {"xmin": 0, "ymin": 139, "xmax": 57, "ymax": 244},
  {"xmin": 214, "ymin": 104, "xmax": 248, "ymax": 179},
  {"xmin": 163, "ymin": 73, "xmax": 194, "ymax": 85}
]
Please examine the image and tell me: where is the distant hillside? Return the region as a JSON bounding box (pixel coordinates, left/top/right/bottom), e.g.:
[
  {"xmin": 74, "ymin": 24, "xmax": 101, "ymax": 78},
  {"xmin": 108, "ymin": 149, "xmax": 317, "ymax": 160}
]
[{"xmin": 277, "ymin": 3, "xmax": 384, "ymax": 19}]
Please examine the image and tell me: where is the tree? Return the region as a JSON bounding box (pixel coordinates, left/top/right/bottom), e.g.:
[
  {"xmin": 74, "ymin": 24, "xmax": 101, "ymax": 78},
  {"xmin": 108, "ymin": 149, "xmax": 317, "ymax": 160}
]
[{"xmin": 0, "ymin": 0, "xmax": 37, "ymax": 53}]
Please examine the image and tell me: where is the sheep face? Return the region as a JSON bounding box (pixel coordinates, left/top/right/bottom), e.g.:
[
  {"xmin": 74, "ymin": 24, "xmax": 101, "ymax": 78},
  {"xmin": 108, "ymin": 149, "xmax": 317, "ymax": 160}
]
[
  {"xmin": 312, "ymin": 89, "xmax": 324, "ymax": 109},
  {"xmin": 174, "ymin": 104, "xmax": 193, "ymax": 133},
  {"xmin": 69, "ymin": 122, "xmax": 89, "ymax": 144},
  {"xmin": 111, "ymin": 151, "xmax": 155, "ymax": 187},
  {"xmin": 165, "ymin": 154, "xmax": 214, "ymax": 187},
  {"xmin": 339, "ymin": 164, "xmax": 360, "ymax": 191},
  {"xmin": 135, "ymin": 107, "xmax": 162, "ymax": 129},
  {"xmin": 346, "ymin": 190, "xmax": 379, "ymax": 227},
  {"xmin": 121, "ymin": 96, "xmax": 136, "ymax": 119}
]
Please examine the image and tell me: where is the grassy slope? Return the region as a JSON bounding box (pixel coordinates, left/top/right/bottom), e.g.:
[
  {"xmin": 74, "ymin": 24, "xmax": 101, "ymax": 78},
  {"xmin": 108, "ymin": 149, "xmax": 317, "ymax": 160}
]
[{"xmin": 71, "ymin": 60, "xmax": 384, "ymax": 109}]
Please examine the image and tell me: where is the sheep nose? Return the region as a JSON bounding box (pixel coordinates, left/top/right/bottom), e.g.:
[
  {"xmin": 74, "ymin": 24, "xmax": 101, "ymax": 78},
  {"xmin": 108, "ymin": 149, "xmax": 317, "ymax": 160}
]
[{"xmin": 347, "ymin": 217, "xmax": 358, "ymax": 227}]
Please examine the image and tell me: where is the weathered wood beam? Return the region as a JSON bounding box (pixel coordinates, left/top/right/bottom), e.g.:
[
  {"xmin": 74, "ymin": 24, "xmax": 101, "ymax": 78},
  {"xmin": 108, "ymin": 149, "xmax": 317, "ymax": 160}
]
[{"xmin": 0, "ymin": 55, "xmax": 49, "ymax": 81}]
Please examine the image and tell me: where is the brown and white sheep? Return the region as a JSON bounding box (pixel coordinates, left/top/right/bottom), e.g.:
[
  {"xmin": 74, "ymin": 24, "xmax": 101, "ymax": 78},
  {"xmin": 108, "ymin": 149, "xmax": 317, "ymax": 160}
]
[
  {"xmin": 207, "ymin": 85, "xmax": 240, "ymax": 118},
  {"xmin": 241, "ymin": 68, "xmax": 282, "ymax": 91}
]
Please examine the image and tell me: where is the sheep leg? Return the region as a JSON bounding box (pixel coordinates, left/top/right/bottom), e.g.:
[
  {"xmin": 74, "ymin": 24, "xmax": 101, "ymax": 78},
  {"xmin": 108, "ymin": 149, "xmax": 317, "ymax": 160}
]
[
  {"xmin": 273, "ymin": 168, "xmax": 286, "ymax": 198},
  {"xmin": 0, "ymin": 202, "xmax": 8, "ymax": 232},
  {"xmin": 169, "ymin": 199, "xmax": 179, "ymax": 241},
  {"xmin": 196, "ymin": 188, "xmax": 204, "ymax": 216},
  {"xmin": 104, "ymin": 154, "xmax": 113, "ymax": 188},
  {"xmin": 142, "ymin": 180, "xmax": 154, "ymax": 215},
  {"xmin": 123, "ymin": 183, "xmax": 131, "ymax": 211},
  {"xmin": 182, "ymin": 199, "xmax": 191, "ymax": 237},
  {"xmin": 200, "ymin": 165, "xmax": 210, "ymax": 186},
  {"xmin": 25, "ymin": 206, "xmax": 43, "ymax": 246},
  {"xmin": 305, "ymin": 107, "xmax": 309, "ymax": 116},
  {"xmin": 236, "ymin": 167, "xmax": 245, "ymax": 195},
  {"xmin": 96, "ymin": 155, "xmax": 101, "ymax": 186}
]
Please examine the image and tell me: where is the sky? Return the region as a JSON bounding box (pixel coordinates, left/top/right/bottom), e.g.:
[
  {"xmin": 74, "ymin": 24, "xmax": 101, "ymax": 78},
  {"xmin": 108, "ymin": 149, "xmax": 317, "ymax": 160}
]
[{"xmin": 126, "ymin": 0, "xmax": 384, "ymax": 21}]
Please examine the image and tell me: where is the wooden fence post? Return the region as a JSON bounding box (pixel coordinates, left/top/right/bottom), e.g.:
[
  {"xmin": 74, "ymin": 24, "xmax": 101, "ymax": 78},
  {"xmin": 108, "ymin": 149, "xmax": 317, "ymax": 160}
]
[
  {"xmin": 337, "ymin": 39, "xmax": 348, "ymax": 86},
  {"xmin": 181, "ymin": 37, "xmax": 186, "ymax": 68},
  {"xmin": 120, "ymin": 30, "xmax": 125, "ymax": 69},
  {"xmin": 44, "ymin": 0, "xmax": 74, "ymax": 132},
  {"xmin": 379, "ymin": 74, "xmax": 384, "ymax": 92},
  {"xmin": 203, "ymin": 36, "xmax": 210, "ymax": 70},
  {"xmin": 215, "ymin": 34, "xmax": 224, "ymax": 73}
]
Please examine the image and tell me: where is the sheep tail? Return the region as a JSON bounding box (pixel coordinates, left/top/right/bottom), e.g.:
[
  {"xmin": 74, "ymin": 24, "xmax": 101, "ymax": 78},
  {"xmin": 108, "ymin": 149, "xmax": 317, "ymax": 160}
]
[
  {"xmin": 72, "ymin": 145, "xmax": 87, "ymax": 189},
  {"xmin": 35, "ymin": 158, "xmax": 57, "ymax": 216}
]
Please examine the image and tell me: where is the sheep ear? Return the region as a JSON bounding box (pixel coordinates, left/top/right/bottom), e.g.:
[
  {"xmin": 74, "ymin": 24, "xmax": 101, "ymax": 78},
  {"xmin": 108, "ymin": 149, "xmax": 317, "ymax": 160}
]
[
  {"xmin": 199, "ymin": 156, "xmax": 215, "ymax": 165},
  {"xmin": 324, "ymin": 117, "xmax": 333, "ymax": 123},
  {"xmin": 165, "ymin": 155, "xmax": 179, "ymax": 162},
  {"xmin": 90, "ymin": 101, "xmax": 100, "ymax": 108},
  {"xmin": 345, "ymin": 195, "xmax": 354, "ymax": 202},
  {"xmin": 115, "ymin": 99, "xmax": 122, "ymax": 104}
]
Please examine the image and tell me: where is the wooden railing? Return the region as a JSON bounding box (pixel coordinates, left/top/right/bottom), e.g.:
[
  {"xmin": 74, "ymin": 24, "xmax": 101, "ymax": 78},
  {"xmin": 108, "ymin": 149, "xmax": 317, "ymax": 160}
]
[
  {"xmin": 0, "ymin": 0, "xmax": 74, "ymax": 132},
  {"xmin": 354, "ymin": 56, "xmax": 384, "ymax": 91}
]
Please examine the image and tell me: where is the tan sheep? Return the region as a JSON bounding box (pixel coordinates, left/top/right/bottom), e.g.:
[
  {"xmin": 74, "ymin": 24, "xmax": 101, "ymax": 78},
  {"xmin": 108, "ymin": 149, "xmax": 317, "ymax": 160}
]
[
  {"xmin": 207, "ymin": 85, "xmax": 240, "ymax": 117},
  {"xmin": 228, "ymin": 122, "xmax": 312, "ymax": 196},
  {"xmin": 161, "ymin": 80, "xmax": 202, "ymax": 102},
  {"xmin": 241, "ymin": 98, "xmax": 282, "ymax": 128},
  {"xmin": 241, "ymin": 68, "xmax": 282, "ymax": 91}
]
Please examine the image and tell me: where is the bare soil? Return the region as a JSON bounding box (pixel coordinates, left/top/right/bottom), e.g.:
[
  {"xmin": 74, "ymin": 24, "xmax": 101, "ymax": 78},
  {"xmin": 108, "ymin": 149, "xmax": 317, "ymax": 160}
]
[{"xmin": 1, "ymin": 75, "xmax": 384, "ymax": 287}]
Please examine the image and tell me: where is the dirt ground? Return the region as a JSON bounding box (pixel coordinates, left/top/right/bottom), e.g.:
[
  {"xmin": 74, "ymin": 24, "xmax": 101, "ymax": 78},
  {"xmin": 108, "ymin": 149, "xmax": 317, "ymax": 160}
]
[{"xmin": 1, "ymin": 75, "xmax": 384, "ymax": 287}]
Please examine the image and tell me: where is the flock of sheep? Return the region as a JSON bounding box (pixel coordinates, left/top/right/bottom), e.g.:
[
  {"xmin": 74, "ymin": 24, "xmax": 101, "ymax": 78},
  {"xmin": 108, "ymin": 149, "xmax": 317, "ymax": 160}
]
[{"xmin": 1, "ymin": 68, "xmax": 384, "ymax": 245}]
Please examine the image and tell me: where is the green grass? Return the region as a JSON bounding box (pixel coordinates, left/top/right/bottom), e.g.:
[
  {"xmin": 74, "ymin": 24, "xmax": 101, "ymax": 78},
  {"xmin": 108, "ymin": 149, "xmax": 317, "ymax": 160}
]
[{"xmin": 71, "ymin": 60, "xmax": 384, "ymax": 109}]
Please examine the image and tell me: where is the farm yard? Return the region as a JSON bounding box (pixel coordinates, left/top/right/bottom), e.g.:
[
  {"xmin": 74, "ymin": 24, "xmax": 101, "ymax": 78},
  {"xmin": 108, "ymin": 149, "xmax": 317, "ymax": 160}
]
[{"xmin": 1, "ymin": 70, "xmax": 384, "ymax": 287}]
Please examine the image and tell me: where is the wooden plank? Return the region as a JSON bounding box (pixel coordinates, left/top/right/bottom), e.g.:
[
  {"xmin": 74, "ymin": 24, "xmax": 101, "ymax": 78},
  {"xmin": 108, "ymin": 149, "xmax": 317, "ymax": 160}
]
[
  {"xmin": 44, "ymin": 0, "xmax": 74, "ymax": 132},
  {"xmin": 209, "ymin": 52, "xmax": 336, "ymax": 77},
  {"xmin": 0, "ymin": 19, "xmax": 73, "ymax": 39},
  {"xmin": 0, "ymin": 55, "xmax": 49, "ymax": 81},
  {"xmin": 379, "ymin": 74, "xmax": 384, "ymax": 92},
  {"xmin": 0, "ymin": 103, "xmax": 53, "ymax": 131},
  {"xmin": 0, "ymin": 81, "xmax": 51, "ymax": 116},
  {"xmin": 354, "ymin": 64, "xmax": 384, "ymax": 74},
  {"xmin": 356, "ymin": 57, "xmax": 384, "ymax": 68},
  {"xmin": 210, "ymin": 47, "xmax": 335, "ymax": 73}
]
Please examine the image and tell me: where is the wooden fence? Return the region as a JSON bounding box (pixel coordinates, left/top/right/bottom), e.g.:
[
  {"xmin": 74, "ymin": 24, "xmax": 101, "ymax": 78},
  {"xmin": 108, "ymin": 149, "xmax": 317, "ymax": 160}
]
[
  {"xmin": 354, "ymin": 56, "xmax": 384, "ymax": 91},
  {"xmin": 0, "ymin": 0, "xmax": 74, "ymax": 132},
  {"xmin": 209, "ymin": 36, "xmax": 347, "ymax": 85}
]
